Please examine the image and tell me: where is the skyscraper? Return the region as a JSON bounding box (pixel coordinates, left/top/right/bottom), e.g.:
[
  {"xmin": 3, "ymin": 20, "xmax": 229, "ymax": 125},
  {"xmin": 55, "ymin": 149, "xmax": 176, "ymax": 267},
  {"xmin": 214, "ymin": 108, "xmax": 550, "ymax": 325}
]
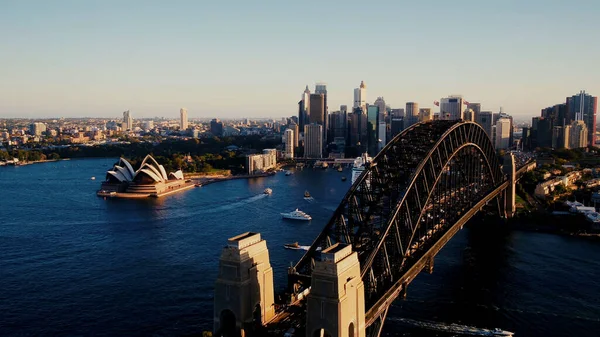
[
  {"xmin": 210, "ymin": 119, "xmax": 223, "ymax": 136},
  {"xmin": 552, "ymin": 126, "xmax": 569, "ymax": 149},
  {"xmin": 122, "ymin": 110, "xmax": 133, "ymax": 131},
  {"xmin": 304, "ymin": 124, "xmax": 323, "ymax": 158},
  {"xmin": 476, "ymin": 111, "xmax": 493, "ymax": 139},
  {"xmin": 566, "ymin": 91, "xmax": 597, "ymax": 145},
  {"xmin": 349, "ymin": 107, "xmax": 367, "ymax": 151},
  {"xmin": 180, "ymin": 108, "xmax": 188, "ymax": 130},
  {"xmin": 405, "ymin": 102, "xmax": 419, "ymax": 128},
  {"xmin": 29, "ymin": 122, "xmax": 47, "ymax": 136},
  {"xmin": 284, "ymin": 128, "xmax": 294, "ymax": 159},
  {"xmin": 329, "ymin": 109, "xmax": 347, "ymax": 142},
  {"xmin": 569, "ymin": 120, "xmax": 588, "ymax": 149},
  {"xmin": 440, "ymin": 95, "xmax": 464, "ymax": 120},
  {"xmin": 495, "ymin": 118, "xmax": 511, "ymax": 149},
  {"xmin": 298, "ymin": 85, "xmax": 311, "ymax": 131},
  {"xmin": 367, "ymin": 105, "xmax": 380, "ymax": 156},
  {"xmin": 309, "ymin": 93, "xmax": 325, "ymax": 129},
  {"xmin": 418, "ymin": 108, "xmax": 432, "ymax": 122},
  {"xmin": 353, "ymin": 81, "xmax": 367, "ymax": 112},
  {"xmin": 467, "ymin": 103, "xmax": 481, "ymax": 120},
  {"xmin": 391, "ymin": 118, "xmax": 404, "ymax": 139},
  {"xmin": 290, "ymin": 122, "xmax": 299, "ymax": 148},
  {"xmin": 374, "ymin": 97, "xmax": 387, "ymax": 118},
  {"xmin": 315, "ymin": 83, "xmax": 328, "ymax": 143}
]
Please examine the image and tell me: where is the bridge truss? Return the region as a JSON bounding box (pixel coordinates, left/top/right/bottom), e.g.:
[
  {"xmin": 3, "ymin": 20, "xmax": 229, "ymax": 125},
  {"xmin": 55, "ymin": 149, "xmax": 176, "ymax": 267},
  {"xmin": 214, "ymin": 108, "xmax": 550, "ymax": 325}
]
[{"xmin": 287, "ymin": 120, "xmax": 506, "ymax": 336}]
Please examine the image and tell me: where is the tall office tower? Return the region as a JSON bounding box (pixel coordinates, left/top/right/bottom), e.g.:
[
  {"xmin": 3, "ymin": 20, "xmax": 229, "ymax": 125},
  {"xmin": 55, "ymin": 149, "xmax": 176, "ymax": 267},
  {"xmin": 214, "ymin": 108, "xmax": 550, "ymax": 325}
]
[
  {"xmin": 123, "ymin": 110, "xmax": 133, "ymax": 131},
  {"xmin": 329, "ymin": 110, "xmax": 347, "ymax": 142},
  {"xmin": 353, "ymin": 81, "xmax": 367, "ymax": 111},
  {"xmin": 298, "ymin": 85, "xmax": 311, "ymax": 131},
  {"xmin": 210, "ymin": 118, "xmax": 224, "ymax": 136},
  {"xmin": 536, "ymin": 117, "xmax": 553, "ymax": 148},
  {"xmin": 180, "ymin": 108, "xmax": 188, "ymax": 130},
  {"xmin": 349, "ymin": 107, "xmax": 367, "ymax": 150},
  {"xmin": 476, "ymin": 111, "xmax": 493, "ymax": 139},
  {"xmin": 495, "ymin": 118, "xmax": 511, "ymax": 149},
  {"xmin": 29, "ymin": 122, "xmax": 47, "ymax": 136},
  {"xmin": 290, "ymin": 122, "xmax": 299, "ymax": 148},
  {"xmin": 315, "ymin": 83, "xmax": 328, "ymax": 143},
  {"xmin": 552, "ymin": 126, "xmax": 569, "ymax": 149},
  {"xmin": 569, "ymin": 120, "xmax": 588, "ymax": 149},
  {"xmin": 366, "ymin": 106, "xmax": 380, "ymax": 156},
  {"xmin": 405, "ymin": 102, "xmax": 419, "ymax": 128},
  {"xmin": 390, "ymin": 108, "xmax": 404, "ymax": 118},
  {"xmin": 309, "ymin": 93, "xmax": 325, "ymax": 126},
  {"xmin": 374, "ymin": 97, "xmax": 387, "ymax": 118},
  {"xmin": 391, "ymin": 117, "xmax": 404, "ymax": 139},
  {"xmin": 284, "ymin": 128, "xmax": 294, "ymax": 159},
  {"xmin": 304, "ymin": 124, "xmax": 323, "ymax": 158},
  {"xmin": 566, "ymin": 91, "xmax": 597, "ymax": 145},
  {"xmin": 467, "ymin": 103, "xmax": 481, "ymax": 120},
  {"xmin": 463, "ymin": 109, "xmax": 475, "ymax": 122},
  {"xmin": 439, "ymin": 95, "xmax": 464, "ymax": 120},
  {"xmin": 418, "ymin": 108, "xmax": 432, "ymax": 122},
  {"xmin": 542, "ymin": 104, "xmax": 568, "ymax": 127},
  {"xmin": 522, "ymin": 127, "xmax": 531, "ymax": 150},
  {"xmin": 378, "ymin": 121, "xmax": 387, "ymax": 150}
]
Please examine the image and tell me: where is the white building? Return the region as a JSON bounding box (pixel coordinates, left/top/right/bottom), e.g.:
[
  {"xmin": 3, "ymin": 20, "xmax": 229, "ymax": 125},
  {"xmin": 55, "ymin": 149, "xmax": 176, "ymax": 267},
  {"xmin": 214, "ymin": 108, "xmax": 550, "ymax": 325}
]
[
  {"xmin": 246, "ymin": 149, "xmax": 277, "ymax": 174},
  {"xmin": 29, "ymin": 122, "xmax": 47, "ymax": 136},
  {"xmin": 440, "ymin": 95, "xmax": 464, "ymax": 120},
  {"xmin": 180, "ymin": 108, "xmax": 188, "ymax": 130},
  {"xmin": 304, "ymin": 123, "xmax": 323, "ymax": 158},
  {"xmin": 142, "ymin": 120, "xmax": 154, "ymax": 130},
  {"xmin": 495, "ymin": 118, "xmax": 511, "ymax": 149},
  {"xmin": 284, "ymin": 128, "xmax": 294, "ymax": 159},
  {"xmin": 569, "ymin": 120, "xmax": 588, "ymax": 149},
  {"xmin": 353, "ymin": 81, "xmax": 367, "ymax": 111},
  {"xmin": 122, "ymin": 110, "xmax": 133, "ymax": 131}
]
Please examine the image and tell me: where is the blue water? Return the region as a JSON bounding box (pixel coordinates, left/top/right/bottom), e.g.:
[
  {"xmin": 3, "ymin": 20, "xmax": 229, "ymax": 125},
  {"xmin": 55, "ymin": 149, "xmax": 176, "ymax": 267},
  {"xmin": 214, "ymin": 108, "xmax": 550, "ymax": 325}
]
[{"xmin": 0, "ymin": 158, "xmax": 599, "ymax": 336}]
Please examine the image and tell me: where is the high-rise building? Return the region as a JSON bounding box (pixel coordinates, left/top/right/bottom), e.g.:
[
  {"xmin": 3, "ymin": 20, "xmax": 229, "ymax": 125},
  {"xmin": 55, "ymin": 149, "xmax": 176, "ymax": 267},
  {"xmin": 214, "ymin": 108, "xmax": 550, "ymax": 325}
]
[
  {"xmin": 418, "ymin": 108, "xmax": 432, "ymax": 122},
  {"xmin": 349, "ymin": 107, "xmax": 367, "ymax": 151},
  {"xmin": 391, "ymin": 118, "xmax": 404, "ymax": 139},
  {"xmin": 309, "ymin": 93, "xmax": 325, "ymax": 126},
  {"xmin": 304, "ymin": 124, "xmax": 323, "ymax": 158},
  {"xmin": 569, "ymin": 120, "xmax": 588, "ymax": 149},
  {"xmin": 440, "ymin": 95, "xmax": 464, "ymax": 120},
  {"xmin": 552, "ymin": 126, "xmax": 569, "ymax": 149},
  {"xmin": 315, "ymin": 83, "xmax": 328, "ymax": 143},
  {"xmin": 374, "ymin": 97, "xmax": 387, "ymax": 119},
  {"xmin": 298, "ymin": 85, "xmax": 311, "ymax": 131},
  {"xmin": 467, "ymin": 103, "xmax": 481, "ymax": 120},
  {"xmin": 495, "ymin": 118, "xmax": 511, "ymax": 149},
  {"xmin": 329, "ymin": 110, "xmax": 347, "ymax": 143},
  {"xmin": 367, "ymin": 105, "xmax": 380, "ymax": 156},
  {"xmin": 210, "ymin": 118, "xmax": 223, "ymax": 136},
  {"xmin": 522, "ymin": 127, "xmax": 531, "ymax": 150},
  {"xmin": 353, "ymin": 81, "xmax": 367, "ymax": 112},
  {"xmin": 390, "ymin": 108, "xmax": 404, "ymax": 118},
  {"xmin": 536, "ymin": 117, "xmax": 553, "ymax": 148},
  {"xmin": 405, "ymin": 102, "xmax": 419, "ymax": 128},
  {"xmin": 476, "ymin": 111, "xmax": 493, "ymax": 139},
  {"xmin": 378, "ymin": 121, "xmax": 387, "ymax": 150},
  {"xmin": 284, "ymin": 129, "xmax": 294, "ymax": 159},
  {"xmin": 290, "ymin": 122, "xmax": 299, "ymax": 148},
  {"xmin": 566, "ymin": 91, "xmax": 597, "ymax": 145},
  {"xmin": 29, "ymin": 122, "xmax": 47, "ymax": 136},
  {"xmin": 122, "ymin": 110, "xmax": 133, "ymax": 131},
  {"xmin": 463, "ymin": 109, "xmax": 475, "ymax": 122},
  {"xmin": 180, "ymin": 108, "xmax": 188, "ymax": 130}
]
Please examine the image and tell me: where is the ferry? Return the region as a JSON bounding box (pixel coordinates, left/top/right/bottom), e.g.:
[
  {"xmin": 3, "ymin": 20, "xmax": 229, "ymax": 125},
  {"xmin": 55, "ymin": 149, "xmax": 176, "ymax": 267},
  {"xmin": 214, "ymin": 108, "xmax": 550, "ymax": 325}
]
[
  {"xmin": 264, "ymin": 188, "xmax": 273, "ymax": 195},
  {"xmin": 281, "ymin": 209, "xmax": 312, "ymax": 221},
  {"xmin": 389, "ymin": 317, "xmax": 514, "ymax": 336},
  {"xmin": 352, "ymin": 153, "xmax": 372, "ymax": 184}
]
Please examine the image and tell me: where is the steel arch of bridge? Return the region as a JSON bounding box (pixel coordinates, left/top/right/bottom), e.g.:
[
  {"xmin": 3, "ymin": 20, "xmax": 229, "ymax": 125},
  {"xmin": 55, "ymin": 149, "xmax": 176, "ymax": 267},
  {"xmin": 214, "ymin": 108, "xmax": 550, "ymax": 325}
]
[{"xmin": 288, "ymin": 120, "xmax": 506, "ymax": 335}]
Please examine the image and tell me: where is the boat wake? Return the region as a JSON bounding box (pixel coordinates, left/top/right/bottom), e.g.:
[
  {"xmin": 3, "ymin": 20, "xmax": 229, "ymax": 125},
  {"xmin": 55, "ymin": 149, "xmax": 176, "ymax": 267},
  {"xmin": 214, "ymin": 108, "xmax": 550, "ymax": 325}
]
[
  {"xmin": 387, "ymin": 317, "xmax": 514, "ymax": 336},
  {"xmin": 203, "ymin": 193, "xmax": 268, "ymax": 213},
  {"xmin": 304, "ymin": 197, "xmax": 315, "ymax": 202},
  {"xmin": 284, "ymin": 245, "xmax": 321, "ymax": 251}
]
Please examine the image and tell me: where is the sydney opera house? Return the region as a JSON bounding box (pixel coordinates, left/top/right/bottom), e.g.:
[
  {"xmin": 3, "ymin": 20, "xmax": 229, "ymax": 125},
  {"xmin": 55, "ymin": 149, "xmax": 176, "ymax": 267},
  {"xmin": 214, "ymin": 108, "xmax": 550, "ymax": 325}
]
[{"xmin": 98, "ymin": 155, "xmax": 192, "ymax": 197}]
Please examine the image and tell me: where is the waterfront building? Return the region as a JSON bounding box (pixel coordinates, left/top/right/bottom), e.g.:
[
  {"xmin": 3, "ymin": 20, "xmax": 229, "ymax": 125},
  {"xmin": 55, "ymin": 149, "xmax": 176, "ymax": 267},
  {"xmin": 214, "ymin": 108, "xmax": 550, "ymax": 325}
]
[
  {"xmin": 210, "ymin": 119, "xmax": 224, "ymax": 137},
  {"xmin": 566, "ymin": 90, "xmax": 597, "ymax": 145},
  {"xmin": 404, "ymin": 102, "xmax": 419, "ymax": 129},
  {"xmin": 122, "ymin": 110, "xmax": 133, "ymax": 131},
  {"xmin": 476, "ymin": 111, "xmax": 493, "ymax": 139},
  {"xmin": 418, "ymin": 108, "xmax": 432, "ymax": 122},
  {"xmin": 284, "ymin": 128, "xmax": 294, "ymax": 159},
  {"xmin": 439, "ymin": 95, "xmax": 464, "ymax": 120},
  {"xmin": 568, "ymin": 120, "xmax": 588, "ymax": 149},
  {"xmin": 180, "ymin": 108, "xmax": 188, "ymax": 130},
  {"xmin": 495, "ymin": 118, "xmax": 511, "ymax": 149},
  {"xmin": 304, "ymin": 123, "xmax": 323, "ymax": 158},
  {"xmin": 353, "ymin": 81, "xmax": 367, "ymax": 112},
  {"xmin": 246, "ymin": 149, "xmax": 277, "ymax": 174},
  {"xmin": 29, "ymin": 122, "xmax": 46, "ymax": 136},
  {"xmin": 100, "ymin": 155, "xmax": 188, "ymax": 196}
]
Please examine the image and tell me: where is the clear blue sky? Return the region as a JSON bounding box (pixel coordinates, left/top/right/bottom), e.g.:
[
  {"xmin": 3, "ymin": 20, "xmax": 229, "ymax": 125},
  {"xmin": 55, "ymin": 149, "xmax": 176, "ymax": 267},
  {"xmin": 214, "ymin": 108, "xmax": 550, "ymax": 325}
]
[{"xmin": 1, "ymin": 0, "xmax": 599, "ymax": 119}]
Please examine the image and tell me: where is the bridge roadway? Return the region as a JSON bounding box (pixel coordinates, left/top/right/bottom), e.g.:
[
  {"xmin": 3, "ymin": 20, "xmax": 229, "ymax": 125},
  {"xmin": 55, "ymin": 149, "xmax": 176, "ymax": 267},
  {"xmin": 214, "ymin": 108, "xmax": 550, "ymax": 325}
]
[{"xmin": 264, "ymin": 160, "xmax": 533, "ymax": 335}]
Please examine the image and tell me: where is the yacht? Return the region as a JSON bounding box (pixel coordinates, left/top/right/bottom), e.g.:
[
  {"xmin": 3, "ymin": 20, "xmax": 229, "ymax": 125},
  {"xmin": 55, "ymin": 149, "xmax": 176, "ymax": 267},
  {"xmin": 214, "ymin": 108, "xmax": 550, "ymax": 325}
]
[
  {"xmin": 264, "ymin": 188, "xmax": 273, "ymax": 195},
  {"xmin": 281, "ymin": 209, "xmax": 312, "ymax": 221},
  {"xmin": 304, "ymin": 190, "xmax": 311, "ymax": 198},
  {"xmin": 351, "ymin": 153, "xmax": 373, "ymax": 184}
]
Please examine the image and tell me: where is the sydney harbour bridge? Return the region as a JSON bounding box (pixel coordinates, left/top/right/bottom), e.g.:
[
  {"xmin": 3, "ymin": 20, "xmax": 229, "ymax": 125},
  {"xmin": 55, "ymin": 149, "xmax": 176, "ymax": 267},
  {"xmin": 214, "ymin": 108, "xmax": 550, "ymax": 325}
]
[{"xmin": 213, "ymin": 120, "xmax": 535, "ymax": 337}]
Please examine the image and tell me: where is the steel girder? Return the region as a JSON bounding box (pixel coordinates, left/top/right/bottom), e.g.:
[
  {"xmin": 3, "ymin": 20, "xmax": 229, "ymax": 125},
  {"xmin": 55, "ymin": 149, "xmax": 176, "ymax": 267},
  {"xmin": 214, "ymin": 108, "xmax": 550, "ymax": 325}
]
[{"xmin": 288, "ymin": 120, "xmax": 505, "ymax": 329}]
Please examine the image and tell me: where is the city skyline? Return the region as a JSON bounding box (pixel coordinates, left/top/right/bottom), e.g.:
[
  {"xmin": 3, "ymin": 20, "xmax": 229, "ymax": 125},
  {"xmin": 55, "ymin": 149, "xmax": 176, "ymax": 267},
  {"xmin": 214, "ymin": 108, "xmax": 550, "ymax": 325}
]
[{"xmin": 1, "ymin": 1, "xmax": 599, "ymax": 119}]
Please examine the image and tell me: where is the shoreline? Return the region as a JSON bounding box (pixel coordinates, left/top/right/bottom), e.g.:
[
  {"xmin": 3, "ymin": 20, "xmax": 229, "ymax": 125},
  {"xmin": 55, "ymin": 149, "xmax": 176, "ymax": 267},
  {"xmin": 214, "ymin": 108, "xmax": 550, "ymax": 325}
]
[
  {"xmin": 191, "ymin": 172, "xmax": 276, "ymax": 187},
  {"xmin": 0, "ymin": 158, "xmax": 70, "ymax": 166}
]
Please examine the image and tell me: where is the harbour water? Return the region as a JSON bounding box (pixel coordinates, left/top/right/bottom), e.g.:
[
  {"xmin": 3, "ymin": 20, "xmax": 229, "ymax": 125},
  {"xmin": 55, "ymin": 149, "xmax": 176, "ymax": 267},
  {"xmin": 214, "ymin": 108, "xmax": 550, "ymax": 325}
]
[{"xmin": 1, "ymin": 158, "xmax": 599, "ymax": 336}]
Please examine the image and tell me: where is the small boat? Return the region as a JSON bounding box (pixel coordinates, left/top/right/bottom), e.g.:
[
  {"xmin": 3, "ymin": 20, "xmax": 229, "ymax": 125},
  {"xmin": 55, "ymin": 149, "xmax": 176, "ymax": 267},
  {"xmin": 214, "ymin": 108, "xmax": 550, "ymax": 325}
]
[
  {"xmin": 264, "ymin": 188, "xmax": 273, "ymax": 195},
  {"xmin": 281, "ymin": 209, "xmax": 312, "ymax": 221},
  {"xmin": 322, "ymin": 162, "xmax": 329, "ymax": 169},
  {"xmin": 341, "ymin": 176, "xmax": 347, "ymax": 181},
  {"xmin": 337, "ymin": 166, "xmax": 343, "ymax": 172},
  {"xmin": 285, "ymin": 171, "xmax": 292, "ymax": 176},
  {"xmin": 304, "ymin": 190, "xmax": 311, "ymax": 198},
  {"xmin": 91, "ymin": 176, "xmax": 96, "ymax": 180},
  {"xmin": 284, "ymin": 242, "xmax": 300, "ymax": 249}
]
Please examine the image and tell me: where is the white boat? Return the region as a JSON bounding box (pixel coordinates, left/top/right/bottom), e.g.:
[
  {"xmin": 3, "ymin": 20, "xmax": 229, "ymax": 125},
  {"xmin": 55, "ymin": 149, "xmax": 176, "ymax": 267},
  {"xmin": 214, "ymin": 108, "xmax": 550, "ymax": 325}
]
[
  {"xmin": 351, "ymin": 153, "xmax": 372, "ymax": 185},
  {"xmin": 264, "ymin": 188, "xmax": 272, "ymax": 195},
  {"xmin": 91, "ymin": 176, "xmax": 96, "ymax": 180},
  {"xmin": 281, "ymin": 209, "xmax": 312, "ymax": 221},
  {"xmin": 285, "ymin": 171, "xmax": 292, "ymax": 176}
]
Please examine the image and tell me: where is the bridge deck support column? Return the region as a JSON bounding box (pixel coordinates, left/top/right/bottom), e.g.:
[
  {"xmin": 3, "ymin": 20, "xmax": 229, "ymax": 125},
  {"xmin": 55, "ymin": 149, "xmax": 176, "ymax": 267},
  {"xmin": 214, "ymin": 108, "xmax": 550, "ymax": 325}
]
[
  {"xmin": 306, "ymin": 243, "xmax": 365, "ymax": 337},
  {"xmin": 214, "ymin": 232, "xmax": 275, "ymax": 336}
]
